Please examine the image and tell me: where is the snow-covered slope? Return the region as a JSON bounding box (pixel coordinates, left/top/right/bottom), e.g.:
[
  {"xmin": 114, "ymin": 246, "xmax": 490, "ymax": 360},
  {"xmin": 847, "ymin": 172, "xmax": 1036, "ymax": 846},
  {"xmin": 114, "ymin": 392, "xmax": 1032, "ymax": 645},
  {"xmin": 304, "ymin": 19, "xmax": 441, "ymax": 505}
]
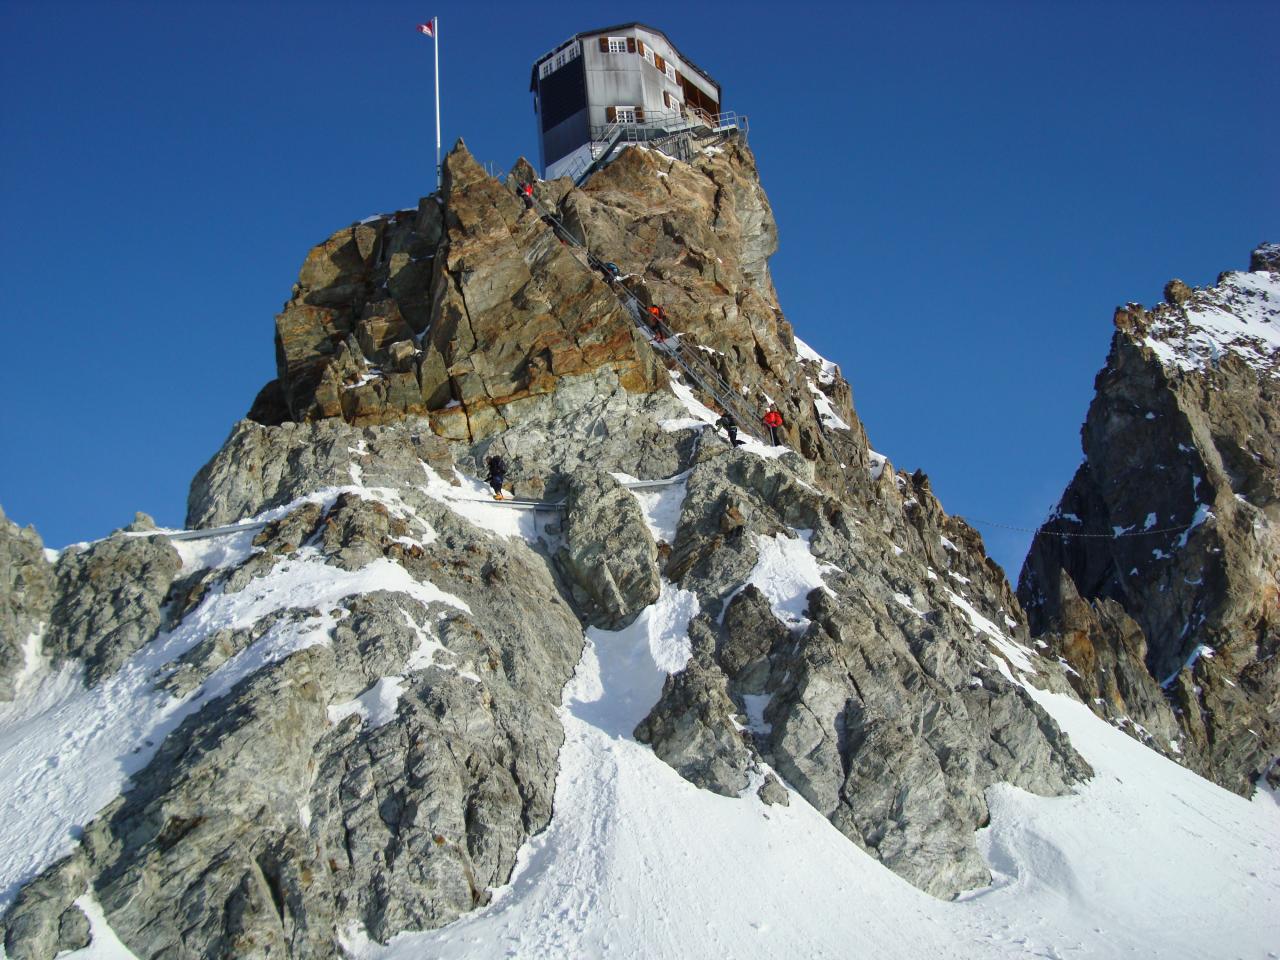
[
  {"xmin": 9, "ymin": 419, "xmax": 1277, "ymax": 960},
  {"xmin": 1141, "ymin": 268, "xmax": 1280, "ymax": 377},
  {"xmin": 349, "ymin": 485, "xmax": 1280, "ymax": 960}
]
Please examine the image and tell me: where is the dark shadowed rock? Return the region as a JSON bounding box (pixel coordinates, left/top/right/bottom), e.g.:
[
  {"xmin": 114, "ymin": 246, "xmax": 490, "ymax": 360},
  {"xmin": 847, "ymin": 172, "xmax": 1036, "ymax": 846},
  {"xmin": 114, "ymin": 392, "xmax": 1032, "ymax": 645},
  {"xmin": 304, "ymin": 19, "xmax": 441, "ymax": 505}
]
[
  {"xmin": 0, "ymin": 508, "xmax": 54, "ymax": 702},
  {"xmin": 1020, "ymin": 246, "xmax": 1279, "ymax": 795}
]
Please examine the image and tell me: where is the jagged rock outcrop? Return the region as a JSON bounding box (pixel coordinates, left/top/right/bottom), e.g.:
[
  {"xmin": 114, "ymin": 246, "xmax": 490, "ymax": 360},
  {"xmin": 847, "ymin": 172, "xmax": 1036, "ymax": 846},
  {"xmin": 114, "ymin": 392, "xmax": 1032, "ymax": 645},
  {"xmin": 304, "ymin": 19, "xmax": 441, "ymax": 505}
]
[
  {"xmin": 266, "ymin": 142, "xmax": 665, "ymax": 438},
  {"xmin": 566, "ymin": 142, "xmax": 869, "ymax": 482},
  {"xmin": 3, "ymin": 470, "xmax": 583, "ymax": 959},
  {"xmin": 634, "ymin": 616, "xmax": 755, "ymax": 795},
  {"xmin": 638, "ymin": 443, "xmax": 1089, "ymax": 897},
  {"xmin": 260, "ymin": 137, "xmax": 867, "ymax": 497},
  {"xmin": 1020, "ymin": 245, "xmax": 1280, "ymax": 793},
  {"xmin": 1034, "ymin": 570, "xmax": 1184, "ymax": 757},
  {"xmin": 0, "ymin": 508, "xmax": 54, "ymax": 701},
  {"xmin": 43, "ymin": 530, "xmax": 183, "ymax": 687},
  {"xmin": 554, "ymin": 471, "xmax": 661, "ymax": 628}
]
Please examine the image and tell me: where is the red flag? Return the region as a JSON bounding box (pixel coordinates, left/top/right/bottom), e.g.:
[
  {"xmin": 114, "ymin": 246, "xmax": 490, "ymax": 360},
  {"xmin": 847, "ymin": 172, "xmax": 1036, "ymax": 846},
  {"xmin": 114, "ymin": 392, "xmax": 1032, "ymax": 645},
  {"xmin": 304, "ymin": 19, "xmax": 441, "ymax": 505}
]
[{"xmin": 417, "ymin": 21, "xmax": 435, "ymax": 38}]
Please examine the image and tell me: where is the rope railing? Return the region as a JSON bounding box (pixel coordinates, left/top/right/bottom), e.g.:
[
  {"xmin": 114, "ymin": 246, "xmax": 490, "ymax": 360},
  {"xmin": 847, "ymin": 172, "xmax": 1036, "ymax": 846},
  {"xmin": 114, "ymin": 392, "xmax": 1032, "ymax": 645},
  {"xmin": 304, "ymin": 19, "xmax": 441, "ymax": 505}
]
[{"xmin": 967, "ymin": 516, "xmax": 1201, "ymax": 541}]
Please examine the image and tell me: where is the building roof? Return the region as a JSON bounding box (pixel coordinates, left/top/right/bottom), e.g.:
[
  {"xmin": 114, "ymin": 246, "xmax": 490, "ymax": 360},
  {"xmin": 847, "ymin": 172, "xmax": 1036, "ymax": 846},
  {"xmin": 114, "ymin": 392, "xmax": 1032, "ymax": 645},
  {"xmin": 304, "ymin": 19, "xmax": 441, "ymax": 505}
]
[{"xmin": 529, "ymin": 23, "xmax": 721, "ymax": 95}]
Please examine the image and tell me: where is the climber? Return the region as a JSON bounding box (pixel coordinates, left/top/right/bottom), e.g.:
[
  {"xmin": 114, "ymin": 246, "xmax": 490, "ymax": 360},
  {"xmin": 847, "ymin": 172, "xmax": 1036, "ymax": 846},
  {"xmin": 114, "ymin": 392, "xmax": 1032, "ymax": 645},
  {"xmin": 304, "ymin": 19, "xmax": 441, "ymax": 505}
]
[
  {"xmin": 646, "ymin": 305, "xmax": 668, "ymax": 343},
  {"xmin": 485, "ymin": 455, "xmax": 508, "ymax": 501},
  {"xmin": 602, "ymin": 261, "xmax": 621, "ymax": 283},
  {"xmin": 762, "ymin": 409, "xmax": 785, "ymax": 446},
  {"xmin": 518, "ymin": 182, "xmax": 535, "ymax": 208},
  {"xmin": 717, "ymin": 413, "xmax": 743, "ymax": 447}
]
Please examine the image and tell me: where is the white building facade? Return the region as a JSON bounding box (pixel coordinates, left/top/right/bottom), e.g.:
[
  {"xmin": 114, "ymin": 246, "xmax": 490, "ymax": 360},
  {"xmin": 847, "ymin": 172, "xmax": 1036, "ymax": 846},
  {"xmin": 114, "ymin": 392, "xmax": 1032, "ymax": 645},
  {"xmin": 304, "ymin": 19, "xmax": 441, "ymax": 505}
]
[{"xmin": 530, "ymin": 23, "xmax": 722, "ymax": 181}]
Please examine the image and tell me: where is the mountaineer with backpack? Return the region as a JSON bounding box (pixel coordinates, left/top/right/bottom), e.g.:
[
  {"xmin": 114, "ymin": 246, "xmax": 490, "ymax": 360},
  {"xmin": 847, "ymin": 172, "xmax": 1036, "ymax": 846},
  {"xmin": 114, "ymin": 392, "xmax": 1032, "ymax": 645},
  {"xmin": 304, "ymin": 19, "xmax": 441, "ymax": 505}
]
[{"xmin": 485, "ymin": 455, "xmax": 508, "ymax": 500}]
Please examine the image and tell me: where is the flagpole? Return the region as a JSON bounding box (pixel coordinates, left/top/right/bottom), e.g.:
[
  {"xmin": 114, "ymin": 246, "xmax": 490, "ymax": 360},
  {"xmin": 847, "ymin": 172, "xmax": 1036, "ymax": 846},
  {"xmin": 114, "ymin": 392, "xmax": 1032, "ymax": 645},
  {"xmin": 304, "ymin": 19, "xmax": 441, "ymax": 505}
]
[{"xmin": 433, "ymin": 16, "xmax": 441, "ymax": 192}]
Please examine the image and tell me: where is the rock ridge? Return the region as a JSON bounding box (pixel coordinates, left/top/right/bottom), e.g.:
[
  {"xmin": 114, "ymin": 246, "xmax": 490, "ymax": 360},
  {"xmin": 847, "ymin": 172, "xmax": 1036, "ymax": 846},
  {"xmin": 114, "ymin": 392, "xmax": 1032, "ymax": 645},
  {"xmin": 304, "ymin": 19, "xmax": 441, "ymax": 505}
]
[{"xmin": 1020, "ymin": 245, "xmax": 1279, "ymax": 794}]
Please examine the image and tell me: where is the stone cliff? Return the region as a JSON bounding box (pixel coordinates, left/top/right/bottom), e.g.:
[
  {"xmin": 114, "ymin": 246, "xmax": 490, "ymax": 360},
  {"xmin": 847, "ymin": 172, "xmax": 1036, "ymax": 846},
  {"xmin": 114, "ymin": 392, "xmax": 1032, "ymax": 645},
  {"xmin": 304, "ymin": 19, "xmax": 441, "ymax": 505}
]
[
  {"xmin": 1020, "ymin": 245, "xmax": 1279, "ymax": 794},
  {"xmin": 2, "ymin": 136, "xmax": 1093, "ymax": 958}
]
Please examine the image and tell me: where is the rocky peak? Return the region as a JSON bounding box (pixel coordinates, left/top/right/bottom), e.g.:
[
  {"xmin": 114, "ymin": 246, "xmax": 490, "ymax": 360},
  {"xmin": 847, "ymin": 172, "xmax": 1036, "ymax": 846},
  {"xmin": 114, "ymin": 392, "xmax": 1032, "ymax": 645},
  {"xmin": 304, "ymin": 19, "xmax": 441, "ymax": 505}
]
[
  {"xmin": 2, "ymin": 133, "xmax": 1101, "ymax": 957},
  {"xmin": 260, "ymin": 137, "xmax": 869, "ymax": 489},
  {"xmin": 1020, "ymin": 245, "xmax": 1279, "ymax": 794},
  {"xmin": 1251, "ymin": 241, "xmax": 1280, "ymax": 273}
]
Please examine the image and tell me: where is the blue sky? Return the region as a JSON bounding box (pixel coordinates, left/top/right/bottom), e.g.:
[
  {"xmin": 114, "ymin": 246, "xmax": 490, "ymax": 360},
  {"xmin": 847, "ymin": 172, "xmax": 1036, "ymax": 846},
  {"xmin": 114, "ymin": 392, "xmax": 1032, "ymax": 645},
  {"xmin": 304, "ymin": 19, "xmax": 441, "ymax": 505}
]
[{"xmin": 2, "ymin": 1, "xmax": 1276, "ymax": 579}]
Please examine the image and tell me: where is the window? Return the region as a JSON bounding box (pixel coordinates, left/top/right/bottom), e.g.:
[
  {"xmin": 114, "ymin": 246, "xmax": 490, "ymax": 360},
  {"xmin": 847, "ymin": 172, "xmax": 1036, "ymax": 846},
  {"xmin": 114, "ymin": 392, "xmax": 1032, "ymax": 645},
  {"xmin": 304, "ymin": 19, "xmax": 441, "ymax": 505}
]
[
  {"xmin": 665, "ymin": 62, "xmax": 677, "ymax": 83},
  {"xmin": 615, "ymin": 106, "xmax": 637, "ymax": 123},
  {"xmin": 540, "ymin": 43, "xmax": 579, "ymax": 81},
  {"xmin": 644, "ymin": 49, "xmax": 655, "ymax": 66},
  {"xmin": 607, "ymin": 36, "xmax": 626, "ymax": 53}
]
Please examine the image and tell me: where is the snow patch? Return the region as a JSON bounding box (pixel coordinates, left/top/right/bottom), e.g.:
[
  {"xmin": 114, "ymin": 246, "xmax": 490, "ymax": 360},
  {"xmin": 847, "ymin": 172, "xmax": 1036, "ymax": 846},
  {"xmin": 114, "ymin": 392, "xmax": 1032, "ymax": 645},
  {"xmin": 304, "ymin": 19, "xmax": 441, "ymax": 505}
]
[
  {"xmin": 741, "ymin": 693, "xmax": 773, "ymax": 735},
  {"xmin": 419, "ymin": 464, "xmax": 546, "ymax": 543},
  {"xmin": 614, "ymin": 472, "xmax": 689, "ymax": 545},
  {"xmin": 328, "ymin": 676, "xmax": 408, "ymax": 729},
  {"xmin": 734, "ymin": 530, "xmax": 839, "ymax": 630},
  {"xmin": 1142, "ymin": 270, "xmax": 1280, "ymax": 377},
  {"xmin": 52, "ymin": 892, "xmax": 140, "ymax": 959},
  {"xmin": 944, "ymin": 589, "xmax": 1038, "ymax": 676},
  {"xmin": 793, "ymin": 335, "xmax": 838, "ymax": 384},
  {"xmin": 868, "ymin": 450, "xmax": 887, "ymax": 481},
  {"xmin": 1175, "ymin": 502, "xmax": 1214, "ymax": 548},
  {"xmin": 169, "ymin": 527, "xmax": 259, "ymax": 574}
]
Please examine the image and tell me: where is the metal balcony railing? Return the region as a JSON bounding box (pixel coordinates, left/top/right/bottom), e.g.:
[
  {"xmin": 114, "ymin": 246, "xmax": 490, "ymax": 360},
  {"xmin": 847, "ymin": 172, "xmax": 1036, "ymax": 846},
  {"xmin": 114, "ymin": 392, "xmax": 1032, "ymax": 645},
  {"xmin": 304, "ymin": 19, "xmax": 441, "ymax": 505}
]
[{"xmin": 561, "ymin": 109, "xmax": 748, "ymax": 186}]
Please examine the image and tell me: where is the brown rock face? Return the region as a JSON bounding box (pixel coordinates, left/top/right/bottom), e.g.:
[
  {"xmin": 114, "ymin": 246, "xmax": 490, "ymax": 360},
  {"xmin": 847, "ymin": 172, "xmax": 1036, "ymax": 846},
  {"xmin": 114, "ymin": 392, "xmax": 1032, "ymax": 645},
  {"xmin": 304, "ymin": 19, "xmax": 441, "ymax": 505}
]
[
  {"xmin": 265, "ymin": 141, "xmax": 663, "ymax": 438},
  {"xmin": 1020, "ymin": 247, "xmax": 1280, "ymax": 794},
  {"xmin": 421, "ymin": 146, "xmax": 663, "ymax": 440},
  {"xmin": 261, "ymin": 136, "xmax": 870, "ymax": 490},
  {"xmin": 564, "ymin": 142, "xmax": 869, "ymax": 481}
]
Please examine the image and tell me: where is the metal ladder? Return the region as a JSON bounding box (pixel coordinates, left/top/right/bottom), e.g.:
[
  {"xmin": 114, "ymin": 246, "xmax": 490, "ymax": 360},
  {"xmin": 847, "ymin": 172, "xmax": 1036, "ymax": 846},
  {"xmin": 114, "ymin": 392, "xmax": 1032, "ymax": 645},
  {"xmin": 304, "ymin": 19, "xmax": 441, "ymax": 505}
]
[{"xmin": 523, "ymin": 192, "xmax": 774, "ymax": 445}]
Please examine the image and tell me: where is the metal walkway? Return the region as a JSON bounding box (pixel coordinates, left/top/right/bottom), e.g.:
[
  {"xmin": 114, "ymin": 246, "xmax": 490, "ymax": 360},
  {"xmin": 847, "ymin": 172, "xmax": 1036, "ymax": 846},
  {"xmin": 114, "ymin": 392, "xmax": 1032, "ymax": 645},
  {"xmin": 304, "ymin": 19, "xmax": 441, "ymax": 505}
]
[{"xmin": 560, "ymin": 109, "xmax": 748, "ymax": 187}]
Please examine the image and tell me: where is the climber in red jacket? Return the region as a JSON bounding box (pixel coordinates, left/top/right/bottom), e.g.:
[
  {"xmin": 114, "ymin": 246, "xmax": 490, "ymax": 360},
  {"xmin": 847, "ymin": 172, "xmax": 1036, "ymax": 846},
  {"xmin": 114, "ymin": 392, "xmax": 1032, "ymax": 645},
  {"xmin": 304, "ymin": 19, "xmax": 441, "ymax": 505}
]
[
  {"xmin": 647, "ymin": 305, "xmax": 668, "ymax": 343},
  {"xmin": 763, "ymin": 409, "xmax": 784, "ymax": 446}
]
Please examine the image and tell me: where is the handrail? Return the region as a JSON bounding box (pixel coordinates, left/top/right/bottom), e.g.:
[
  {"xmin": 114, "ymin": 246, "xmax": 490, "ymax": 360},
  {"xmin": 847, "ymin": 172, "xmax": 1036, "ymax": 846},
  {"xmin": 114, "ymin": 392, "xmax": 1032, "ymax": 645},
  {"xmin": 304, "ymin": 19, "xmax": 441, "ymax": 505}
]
[
  {"xmin": 587, "ymin": 108, "xmax": 747, "ymax": 144},
  {"xmin": 561, "ymin": 110, "xmax": 749, "ymax": 186}
]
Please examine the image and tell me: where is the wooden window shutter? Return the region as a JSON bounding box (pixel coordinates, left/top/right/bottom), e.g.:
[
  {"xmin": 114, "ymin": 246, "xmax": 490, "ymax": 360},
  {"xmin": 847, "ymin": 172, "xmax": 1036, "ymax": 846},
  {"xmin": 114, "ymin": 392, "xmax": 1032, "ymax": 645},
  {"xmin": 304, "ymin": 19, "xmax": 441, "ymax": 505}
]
[
  {"xmin": 635, "ymin": 107, "xmax": 645, "ymax": 122},
  {"xmin": 654, "ymin": 54, "xmax": 665, "ymax": 71},
  {"xmin": 627, "ymin": 37, "xmax": 636, "ymax": 53},
  {"xmin": 663, "ymin": 91, "xmax": 670, "ymax": 108},
  {"xmin": 606, "ymin": 106, "xmax": 617, "ymax": 123},
  {"xmin": 637, "ymin": 39, "xmax": 646, "ymax": 56},
  {"xmin": 598, "ymin": 37, "xmax": 608, "ymax": 52}
]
